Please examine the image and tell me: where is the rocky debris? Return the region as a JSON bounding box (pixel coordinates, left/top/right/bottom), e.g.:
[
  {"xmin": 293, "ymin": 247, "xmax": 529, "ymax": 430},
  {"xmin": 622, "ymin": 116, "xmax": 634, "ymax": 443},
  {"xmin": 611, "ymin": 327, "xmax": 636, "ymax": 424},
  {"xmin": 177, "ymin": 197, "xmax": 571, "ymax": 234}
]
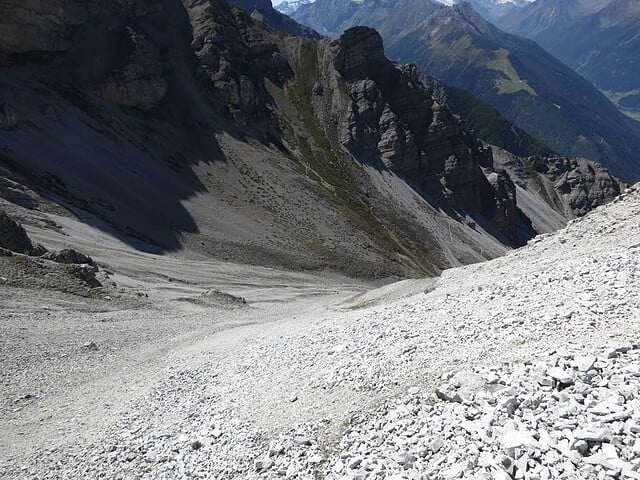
[
  {"xmin": 0, "ymin": 211, "xmax": 36, "ymax": 254},
  {"xmin": 0, "ymin": 251, "xmax": 104, "ymax": 296},
  {"xmin": 42, "ymin": 248, "xmax": 94, "ymax": 265},
  {"xmin": 82, "ymin": 341, "xmax": 99, "ymax": 352},
  {"xmin": 7, "ymin": 185, "xmax": 637, "ymax": 479},
  {"xmin": 70, "ymin": 263, "xmax": 99, "ymax": 282},
  {"xmin": 317, "ymin": 343, "xmax": 640, "ymax": 480}
]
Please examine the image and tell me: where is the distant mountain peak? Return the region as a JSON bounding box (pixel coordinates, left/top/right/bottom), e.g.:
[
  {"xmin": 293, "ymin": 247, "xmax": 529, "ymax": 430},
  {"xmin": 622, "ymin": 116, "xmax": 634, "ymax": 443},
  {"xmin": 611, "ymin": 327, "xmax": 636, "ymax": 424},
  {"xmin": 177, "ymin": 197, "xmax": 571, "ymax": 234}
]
[
  {"xmin": 434, "ymin": 0, "xmax": 536, "ymax": 20},
  {"xmin": 274, "ymin": 0, "xmax": 314, "ymax": 15}
]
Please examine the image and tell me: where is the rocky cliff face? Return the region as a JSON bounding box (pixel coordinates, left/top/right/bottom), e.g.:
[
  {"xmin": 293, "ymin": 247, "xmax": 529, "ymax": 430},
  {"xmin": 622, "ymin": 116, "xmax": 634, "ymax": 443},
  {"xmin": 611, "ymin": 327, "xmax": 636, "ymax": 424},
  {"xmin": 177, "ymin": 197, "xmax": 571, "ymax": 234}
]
[
  {"xmin": 330, "ymin": 27, "xmax": 519, "ymax": 242},
  {"xmin": 492, "ymin": 147, "xmax": 625, "ymax": 228},
  {"xmin": 0, "ymin": 0, "xmax": 87, "ymax": 55},
  {"xmin": 0, "ymin": 0, "xmax": 190, "ymax": 109},
  {"xmin": 0, "ymin": 211, "xmax": 38, "ymax": 255},
  {"xmin": 0, "ymin": 0, "xmax": 623, "ymax": 278},
  {"xmin": 527, "ymin": 155, "xmax": 624, "ymax": 216}
]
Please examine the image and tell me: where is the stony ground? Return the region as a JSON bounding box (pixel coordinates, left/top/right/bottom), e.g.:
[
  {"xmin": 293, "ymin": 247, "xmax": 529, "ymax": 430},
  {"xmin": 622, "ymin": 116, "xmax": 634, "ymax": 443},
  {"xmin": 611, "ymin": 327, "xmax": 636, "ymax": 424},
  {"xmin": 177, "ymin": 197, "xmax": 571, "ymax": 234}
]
[{"xmin": 0, "ymin": 185, "xmax": 638, "ymax": 479}]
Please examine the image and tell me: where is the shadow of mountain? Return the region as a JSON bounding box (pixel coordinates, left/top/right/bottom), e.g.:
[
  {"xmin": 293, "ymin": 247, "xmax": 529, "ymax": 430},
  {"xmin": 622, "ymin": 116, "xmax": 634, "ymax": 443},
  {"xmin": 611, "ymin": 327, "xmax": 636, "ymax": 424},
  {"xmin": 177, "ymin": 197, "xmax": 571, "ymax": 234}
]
[{"xmin": 0, "ymin": 67, "xmax": 228, "ymax": 252}]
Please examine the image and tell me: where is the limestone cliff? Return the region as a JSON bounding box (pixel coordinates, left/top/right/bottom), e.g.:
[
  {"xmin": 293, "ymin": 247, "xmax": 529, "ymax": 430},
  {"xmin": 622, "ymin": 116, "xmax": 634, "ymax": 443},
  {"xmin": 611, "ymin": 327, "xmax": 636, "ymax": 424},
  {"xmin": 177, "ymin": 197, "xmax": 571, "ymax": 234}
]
[{"xmin": 330, "ymin": 27, "xmax": 519, "ymax": 243}]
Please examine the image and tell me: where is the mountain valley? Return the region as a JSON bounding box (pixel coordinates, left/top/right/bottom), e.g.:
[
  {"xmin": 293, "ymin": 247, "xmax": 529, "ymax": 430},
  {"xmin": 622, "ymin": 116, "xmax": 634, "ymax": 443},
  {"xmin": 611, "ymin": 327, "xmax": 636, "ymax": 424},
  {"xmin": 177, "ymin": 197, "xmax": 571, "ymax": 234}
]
[
  {"xmin": 497, "ymin": 0, "xmax": 640, "ymax": 122},
  {"xmin": 1, "ymin": 0, "xmax": 625, "ymax": 281},
  {"xmin": 0, "ymin": 1, "xmax": 639, "ymax": 479}
]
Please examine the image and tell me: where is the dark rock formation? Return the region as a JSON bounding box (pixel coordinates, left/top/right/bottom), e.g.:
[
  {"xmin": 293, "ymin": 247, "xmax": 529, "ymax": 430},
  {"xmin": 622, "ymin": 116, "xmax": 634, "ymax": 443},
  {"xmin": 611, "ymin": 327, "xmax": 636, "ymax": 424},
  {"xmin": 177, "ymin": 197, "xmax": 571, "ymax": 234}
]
[
  {"xmin": 98, "ymin": 27, "xmax": 168, "ymax": 110},
  {"xmin": 0, "ymin": 211, "xmax": 36, "ymax": 255},
  {"xmin": 493, "ymin": 147, "xmax": 625, "ymax": 222},
  {"xmin": 70, "ymin": 263, "xmax": 99, "ymax": 282},
  {"xmin": 43, "ymin": 248, "xmax": 95, "ymax": 265},
  {"xmin": 0, "ymin": 0, "xmax": 186, "ymax": 110},
  {"xmin": 528, "ymin": 156, "xmax": 624, "ymax": 216},
  {"xmin": 0, "ymin": 103, "xmax": 18, "ymax": 130},
  {"xmin": 184, "ymin": 0, "xmax": 292, "ymax": 130},
  {"xmin": 333, "ymin": 27, "xmax": 387, "ymax": 76},
  {"xmin": 0, "ymin": 0, "xmax": 87, "ymax": 55},
  {"xmin": 332, "ymin": 27, "xmax": 519, "ymax": 243}
]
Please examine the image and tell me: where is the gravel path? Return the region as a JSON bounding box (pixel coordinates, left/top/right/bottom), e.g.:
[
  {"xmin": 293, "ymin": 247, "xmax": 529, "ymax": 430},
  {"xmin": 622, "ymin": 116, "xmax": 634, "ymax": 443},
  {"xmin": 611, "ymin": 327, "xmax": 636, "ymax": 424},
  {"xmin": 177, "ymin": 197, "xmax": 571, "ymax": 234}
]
[{"xmin": 1, "ymin": 186, "xmax": 638, "ymax": 479}]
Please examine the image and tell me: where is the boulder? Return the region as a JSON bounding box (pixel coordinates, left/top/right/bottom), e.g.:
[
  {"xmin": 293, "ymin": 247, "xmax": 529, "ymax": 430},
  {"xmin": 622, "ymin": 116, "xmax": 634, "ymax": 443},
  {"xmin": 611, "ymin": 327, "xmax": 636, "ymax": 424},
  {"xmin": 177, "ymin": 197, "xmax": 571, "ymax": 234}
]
[
  {"xmin": 43, "ymin": 248, "xmax": 94, "ymax": 265},
  {"xmin": 70, "ymin": 263, "xmax": 98, "ymax": 282},
  {"xmin": 0, "ymin": 211, "xmax": 35, "ymax": 254}
]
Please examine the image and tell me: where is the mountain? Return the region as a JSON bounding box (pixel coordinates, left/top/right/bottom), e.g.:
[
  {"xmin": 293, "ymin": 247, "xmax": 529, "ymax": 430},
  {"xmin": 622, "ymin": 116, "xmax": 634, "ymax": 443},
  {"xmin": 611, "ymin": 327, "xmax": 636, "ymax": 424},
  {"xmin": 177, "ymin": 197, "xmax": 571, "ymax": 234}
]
[
  {"xmin": 424, "ymin": 76, "xmax": 554, "ymax": 158},
  {"xmin": 498, "ymin": 0, "xmax": 613, "ymax": 37},
  {"xmin": 226, "ymin": 0, "xmax": 321, "ymax": 36},
  {"xmin": 292, "ymin": 0, "xmax": 640, "ymax": 181},
  {"xmin": 499, "ymin": 0, "xmax": 640, "ymax": 122},
  {"xmin": 0, "ymin": 0, "xmax": 623, "ymax": 281},
  {"xmin": 275, "ymin": 0, "xmax": 313, "ymax": 15},
  {"xmin": 435, "ymin": 0, "xmax": 536, "ymax": 22}
]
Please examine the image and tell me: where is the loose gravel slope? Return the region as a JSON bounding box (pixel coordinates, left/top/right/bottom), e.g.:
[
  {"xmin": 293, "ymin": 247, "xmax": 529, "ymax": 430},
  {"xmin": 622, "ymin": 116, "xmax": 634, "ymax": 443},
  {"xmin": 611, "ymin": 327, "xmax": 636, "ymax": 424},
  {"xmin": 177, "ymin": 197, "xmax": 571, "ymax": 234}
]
[{"xmin": 1, "ymin": 186, "xmax": 639, "ymax": 479}]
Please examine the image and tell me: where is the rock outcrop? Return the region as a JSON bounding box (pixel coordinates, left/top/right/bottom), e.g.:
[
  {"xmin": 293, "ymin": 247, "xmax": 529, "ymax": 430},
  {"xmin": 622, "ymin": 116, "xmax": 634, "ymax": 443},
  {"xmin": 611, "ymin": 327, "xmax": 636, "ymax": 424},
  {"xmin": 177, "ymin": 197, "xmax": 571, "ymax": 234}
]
[
  {"xmin": 98, "ymin": 27, "xmax": 168, "ymax": 110},
  {"xmin": 0, "ymin": 211, "xmax": 35, "ymax": 255},
  {"xmin": 332, "ymin": 27, "xmax": 519, "ymax": 242},
  {"xmin": 42, "ymin": 248, "xmax": 95, "ymax": 265},
  {"xmin": 528, "ymin": 156, "xmax": 624, "ymax": 216},
  {"xmin": 0, "ymin": 103, "xmax": 18, "ymax": 130},
  {"xmin": 184, "ymin": 0, "xmax": 292, "ymax": 130},
  {"xmin": 493, "ymin": 147, "xmax": 625, "ymax": 221},
  {"xmin": 0, "ymin": 0, "xmax": 87, "ymax": 55},
  {"xmin": 0, "ymin": 0, "xmax": 185, "ymax": 109}
]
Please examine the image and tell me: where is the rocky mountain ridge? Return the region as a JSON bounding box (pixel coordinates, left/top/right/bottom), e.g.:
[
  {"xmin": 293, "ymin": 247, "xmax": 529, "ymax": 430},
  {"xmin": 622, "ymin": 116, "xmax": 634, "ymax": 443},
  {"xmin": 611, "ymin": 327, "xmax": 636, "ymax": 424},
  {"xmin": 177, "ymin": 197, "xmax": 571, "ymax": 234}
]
[
  {"xmin": 498, "ymin": 0, "xmax": 614, "ymax": 37},
  {"xmin": 292, "ymin": 0, "xmax": 640, "ymax": 181},
  {"xmin": 436, "ymin": 0, "xmax": 536, "ymax": 22},
  {"xmin": 0, "ymin": 0, "xmax": 624, "ymax": 279}
]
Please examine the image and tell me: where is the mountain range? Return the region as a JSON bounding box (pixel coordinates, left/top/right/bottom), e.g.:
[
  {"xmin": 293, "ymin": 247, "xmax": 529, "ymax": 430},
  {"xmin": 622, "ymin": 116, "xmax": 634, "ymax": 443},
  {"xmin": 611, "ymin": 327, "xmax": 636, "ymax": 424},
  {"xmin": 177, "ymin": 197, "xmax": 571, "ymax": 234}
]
[
  {"xmin": 0, "ymin": 0, "xmax": 623, "ymax": 280},
  {"xmin": 496, "ymin": 0, "xmax": 640, "ymax": 121},
  {"xmin": 436, "ymin": 0, "xmax": 537, "ymax": 22},
  {"xmin": 292, "ymin": 0, "xmax": 640, "ymax": 181},
  {"xmin": 497, "ymin": 0, "xmax": 613, "ymax": 36}
]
